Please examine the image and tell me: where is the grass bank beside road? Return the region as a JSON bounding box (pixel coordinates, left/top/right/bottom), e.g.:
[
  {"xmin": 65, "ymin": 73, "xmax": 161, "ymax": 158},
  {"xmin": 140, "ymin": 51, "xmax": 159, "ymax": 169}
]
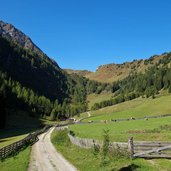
[
  {"xmin": 0, "ymin": 146, "xmax": 31, "ymax": 171},
  {"xmin": 51, "ymin": 129, "xmax": 164, "ymax": 171}
]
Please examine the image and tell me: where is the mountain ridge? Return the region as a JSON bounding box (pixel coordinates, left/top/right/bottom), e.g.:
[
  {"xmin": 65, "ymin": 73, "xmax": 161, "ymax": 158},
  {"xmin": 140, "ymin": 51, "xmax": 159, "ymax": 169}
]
[
  {"xmin": 0, "ymin": 20, "xmax": 44, "ymax": 55},
  {"xmin": 65, "ymin": 54, "xmax": 167, "ymax": 83},
  {"xmin": 0, "ymin": 20, "xmax": 59, "ymax": 67}
]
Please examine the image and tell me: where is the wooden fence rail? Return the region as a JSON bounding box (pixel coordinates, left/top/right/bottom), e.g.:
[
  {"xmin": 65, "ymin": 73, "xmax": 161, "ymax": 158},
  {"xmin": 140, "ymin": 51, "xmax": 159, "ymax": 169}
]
[
  {"xmin": 128, "ymin": 137, "xmax": 171, "ymax": 159},
  {"xmin": 67, "ymin": 132, "xmax": 128, "ymax": 150},
  {"xmin": 0, "ymin": 125, "xmax": 51, "ymax": 159},
  {"xmin": 66, "ymin": 131, "xmax": 171, "ymax": 159},
  {"xmin": 80, "ymin": 113, "xmax": 171, "ymax": 123}
]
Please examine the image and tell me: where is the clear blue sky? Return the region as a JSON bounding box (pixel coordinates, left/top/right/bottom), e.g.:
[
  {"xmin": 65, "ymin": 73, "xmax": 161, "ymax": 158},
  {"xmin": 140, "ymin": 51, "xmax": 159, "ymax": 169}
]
[{"xmin": 1, "ymin": 0, "xmax": 171, "ymax": 71}]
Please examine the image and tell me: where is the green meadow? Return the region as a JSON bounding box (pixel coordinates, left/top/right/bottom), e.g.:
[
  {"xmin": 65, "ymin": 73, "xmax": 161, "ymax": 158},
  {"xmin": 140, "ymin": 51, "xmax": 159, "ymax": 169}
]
[
  {"xmin": 66, "ymin": 94, "xmax": 171, "ymax": 170},
  {"xmin": 87, "ymin": 93, "xmax": 114, "ymax": 109},
  {"xmin": 70, "ymin": 117, "xmax": 171, "ymax": 142},
  {"xmin": 71, "ymin": 94, "xmax": 171, "ymax": 142},
  {"xmin": 78, "ymin": 95, "xmax": 171, "ymax": 122}
]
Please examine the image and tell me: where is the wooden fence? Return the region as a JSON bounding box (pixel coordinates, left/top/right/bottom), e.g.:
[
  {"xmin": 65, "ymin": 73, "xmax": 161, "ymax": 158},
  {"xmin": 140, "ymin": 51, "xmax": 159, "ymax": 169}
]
[
  {"xmin": 67, "ymin": 133, "xmax": 171, "ymax": 159},
  {"xmin": 128, "ymin": 137, "xmax": 171, "ymax": 159},
  {"xmin": 68, "ymin": 133, "xmax": 128, "ymax": 150},
  {"xmin": 0, "ymin": 125, "xmax": 51, "ymax": 159},
  {"xmin": 80, "ymin": 113, "xmax": 171, "ymax": 123}
]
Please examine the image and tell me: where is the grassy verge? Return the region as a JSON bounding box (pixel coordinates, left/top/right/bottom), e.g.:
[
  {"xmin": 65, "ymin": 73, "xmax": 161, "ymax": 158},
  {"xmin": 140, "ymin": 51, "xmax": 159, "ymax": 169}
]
[
  {"xmin": 0, "ymin": 146, "xmax": 31, "ymax": 171},
  {"xmin": 51, "ymin": 129, "xmax": 162, "ymax": 171}
]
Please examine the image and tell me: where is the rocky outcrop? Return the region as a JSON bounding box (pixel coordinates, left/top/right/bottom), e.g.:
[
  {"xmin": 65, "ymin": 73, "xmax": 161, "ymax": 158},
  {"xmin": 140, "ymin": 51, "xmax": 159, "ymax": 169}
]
[
  {"xmin": 0, "ymin": 20, "xmax": 59, "ymax": 67},
  {"xmin": 0, "ymin": 20, "xmax": 44, "ymax": 56}
]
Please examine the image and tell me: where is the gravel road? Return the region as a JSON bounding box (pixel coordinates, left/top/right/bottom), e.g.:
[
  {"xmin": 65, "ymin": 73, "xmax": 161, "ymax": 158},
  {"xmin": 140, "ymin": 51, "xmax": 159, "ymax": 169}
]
[{"xmin": 28, "ymin": 127, "xmax": 77, "ymax": 171}]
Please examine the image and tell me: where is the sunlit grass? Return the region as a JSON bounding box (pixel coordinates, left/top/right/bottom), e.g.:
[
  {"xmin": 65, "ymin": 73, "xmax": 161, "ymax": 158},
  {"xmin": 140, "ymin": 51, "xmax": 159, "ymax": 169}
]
[
  {"xmin": 0, "ymin": 146, "xmax": 31, "ymax": 171},
  {"xmin": 51, "ymin": 129, "xmax": 160, "ymax": 171},
  {"xmin": 81, "ymin": 95, "xmax": 171, "ymax": 122}
]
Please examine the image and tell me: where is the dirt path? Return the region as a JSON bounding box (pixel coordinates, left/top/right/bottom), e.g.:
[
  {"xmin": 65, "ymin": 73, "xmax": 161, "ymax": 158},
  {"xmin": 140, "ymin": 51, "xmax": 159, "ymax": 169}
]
[{"xmin": 28, "ymin": 127, "xmax": 77, "ymax": 171}]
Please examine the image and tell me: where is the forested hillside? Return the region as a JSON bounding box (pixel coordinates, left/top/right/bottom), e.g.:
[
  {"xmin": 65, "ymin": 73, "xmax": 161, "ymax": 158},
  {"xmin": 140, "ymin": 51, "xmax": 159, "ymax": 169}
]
[
  {"xmin": 0, "ymin": 35, "xmax": 110, "ymax": 128},
  {"xmin": 0, "ymin": 36, "xmax": 69, "ymax": 101},
  {"xmin": 91, "ymin": 52, "xmax": 171, "ymax": 110}
]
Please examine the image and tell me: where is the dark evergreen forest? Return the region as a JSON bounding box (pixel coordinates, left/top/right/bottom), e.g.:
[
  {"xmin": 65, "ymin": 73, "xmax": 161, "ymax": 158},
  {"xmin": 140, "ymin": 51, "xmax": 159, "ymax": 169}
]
[{"xmin": 0, "ymin": 36, "xmax": 110, "ymax": 127}]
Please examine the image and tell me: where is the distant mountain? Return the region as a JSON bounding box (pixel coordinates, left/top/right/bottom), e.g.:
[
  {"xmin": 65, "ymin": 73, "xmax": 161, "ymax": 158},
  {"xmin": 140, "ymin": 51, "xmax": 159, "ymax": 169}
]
[{"xmin": 66, "ymin": 54, "xmax": 166, "ymax": 83}]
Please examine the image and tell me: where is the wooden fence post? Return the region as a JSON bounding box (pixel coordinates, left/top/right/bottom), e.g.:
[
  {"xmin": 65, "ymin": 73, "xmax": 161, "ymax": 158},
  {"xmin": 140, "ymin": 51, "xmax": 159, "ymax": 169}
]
[{"xmin": 128, "ymin": 137, "xmax": 134, "ymax": 158}]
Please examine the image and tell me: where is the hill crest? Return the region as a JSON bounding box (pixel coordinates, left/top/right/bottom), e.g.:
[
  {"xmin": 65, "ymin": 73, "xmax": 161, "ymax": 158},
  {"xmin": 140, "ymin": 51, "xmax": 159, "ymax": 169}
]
[{"xmin": 65, "ymin": 54, "xmax": 167, "ymax": 83}]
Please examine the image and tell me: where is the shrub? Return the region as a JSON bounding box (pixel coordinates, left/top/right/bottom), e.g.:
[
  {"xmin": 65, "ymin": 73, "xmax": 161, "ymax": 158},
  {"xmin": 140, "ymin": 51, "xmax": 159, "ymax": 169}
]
[
  {"xmin": 93, "ymin": 144, "xmax": 100, "ymax": 156},
  {"xmin": 51, "ymin": 129, "xmax": 70, "ymax": 146},
  {"xmin": 109, "ymin": 145, "xmax": 129, "ymax": 159},
  {"xmin": 102, "ymin": 129, "xmax": 110, "ymax": 159}
]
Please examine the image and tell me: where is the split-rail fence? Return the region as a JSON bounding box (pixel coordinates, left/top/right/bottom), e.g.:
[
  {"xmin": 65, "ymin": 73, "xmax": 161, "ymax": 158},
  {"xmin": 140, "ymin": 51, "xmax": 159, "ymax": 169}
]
[
  {"xmin": 66, "ymin": 131, "xmax": 171, "ymax": 159},
  {"xmin": 0, "ymin": 125, "xmax": 51, "ymax": 159}
]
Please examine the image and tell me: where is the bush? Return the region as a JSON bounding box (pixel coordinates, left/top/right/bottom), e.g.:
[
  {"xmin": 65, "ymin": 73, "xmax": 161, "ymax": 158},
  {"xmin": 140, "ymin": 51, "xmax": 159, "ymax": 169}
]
[
  {"xmin": 109, "ymin": 146, "xmax": 129, "ymax": 159},
  {"xmin": 69, "ymin": 130, "xmax": 75, "ymax": 136},
  {"xmin": 51, "ymin": 129, "xmax": 70, "ymax": 146},
  {"xmin": 102, "ymin": 129, "xmax": 110, "ymax": 158},
  {"xmin": 93, "ymin": 144, "xmax": 100, "ymax": 156}
]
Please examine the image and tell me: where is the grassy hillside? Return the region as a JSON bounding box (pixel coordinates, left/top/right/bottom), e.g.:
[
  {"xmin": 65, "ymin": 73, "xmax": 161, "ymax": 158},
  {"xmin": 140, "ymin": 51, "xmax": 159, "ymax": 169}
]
[
  {"xmin": 87, "ymin": 93, "xmax": 113, "ymax": 109},
  {"xmin": 70, "ymin": 94, "xmax": 171, "ymax": 142},
  {"xmin": 64, "ymin": 69, "xmax": 92, "ymax": 76},
  {"xmin": 66, "ymin": 54, "xmax": 166, "ymax": 83},
  {"xmin": 77, "ymin": 94, "xmax": 171, "ymax": 122},
  {"xmin": 87, "ymin": 55, "xmax": 166, "ymax": 83}
]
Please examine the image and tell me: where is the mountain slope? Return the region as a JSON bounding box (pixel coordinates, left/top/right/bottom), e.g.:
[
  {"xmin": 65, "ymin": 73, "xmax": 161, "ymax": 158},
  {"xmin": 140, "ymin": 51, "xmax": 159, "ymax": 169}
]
[
  {"xmin": 0, "ymin": 20, "xmax": 113, "ymax": 129},
  {"xmin": 0, "ymin": 20, "xmax": 58, "ymax": 67},
  {"xmin": 0, "ymin": 21, "xmax": 43, "ymax": 56},
  {"xmin": 0, "ymin": 36, "xmax": 68, "ymax": 101},
  {"xmin": 64, "ymin": 69, "xmax": 92, "ymax": 77},
  {"xmin": 65, "ymin": 54, "xmax": 166, "ymax": 83}
]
